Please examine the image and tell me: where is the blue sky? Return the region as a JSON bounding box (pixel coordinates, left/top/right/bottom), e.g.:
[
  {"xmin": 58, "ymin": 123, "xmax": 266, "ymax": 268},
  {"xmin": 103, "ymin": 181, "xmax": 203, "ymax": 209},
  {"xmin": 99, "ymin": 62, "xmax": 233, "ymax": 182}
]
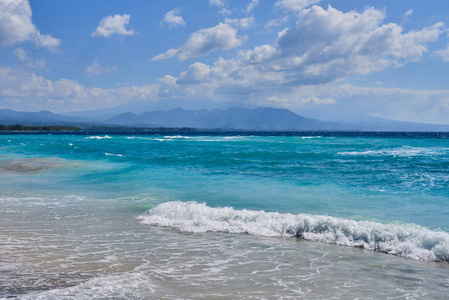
[{"xmin": 1, "ymin": 0, "xmax": 449, "ymax": 123}]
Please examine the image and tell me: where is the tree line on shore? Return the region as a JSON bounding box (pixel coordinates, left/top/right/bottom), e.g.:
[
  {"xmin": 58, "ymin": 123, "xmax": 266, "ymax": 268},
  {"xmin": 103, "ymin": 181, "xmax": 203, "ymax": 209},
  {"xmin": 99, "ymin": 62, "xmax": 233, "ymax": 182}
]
[{"xmin": 0, "ymin": 124, "xmax": 81, "ymax": 131}]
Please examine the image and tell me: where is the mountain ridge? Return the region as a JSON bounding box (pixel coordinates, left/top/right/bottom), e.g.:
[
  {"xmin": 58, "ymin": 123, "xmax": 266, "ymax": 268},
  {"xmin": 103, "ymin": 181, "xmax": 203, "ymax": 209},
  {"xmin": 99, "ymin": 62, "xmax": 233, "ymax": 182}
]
[
  {"xmin": 107, "ymin": 107, "xmax": 348, "ymax": 130},
  {"xmin": 2, "ymin": 107, "xmax": 449, "ymax": 131}
]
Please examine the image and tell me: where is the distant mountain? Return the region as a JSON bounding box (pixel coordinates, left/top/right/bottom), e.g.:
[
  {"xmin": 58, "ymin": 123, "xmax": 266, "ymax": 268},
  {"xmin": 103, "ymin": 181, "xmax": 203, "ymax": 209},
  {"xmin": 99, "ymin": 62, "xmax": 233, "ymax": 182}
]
[
  {"xmin": 59, "ymin": 99, "xmax": 241, "ymax": 121},
  {"xmin": 332, "ymin": 115, "xmax": 449, "ymax": 132},
  {"xmin": 0, "ymin": 109, "xmax": 78, "ymax": 125},
  {"xmin": 2, "ymin": 107, "xmax": 449, "ymax": 131},
  {"xmin": 107, "ymin": 107, "xmax": 348, "ymax": 130}
]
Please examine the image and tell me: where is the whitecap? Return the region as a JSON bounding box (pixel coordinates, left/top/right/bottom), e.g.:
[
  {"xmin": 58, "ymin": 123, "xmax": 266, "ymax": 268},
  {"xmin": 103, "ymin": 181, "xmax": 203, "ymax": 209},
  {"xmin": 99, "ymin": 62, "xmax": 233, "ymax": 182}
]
[
  {"xmin": 140, "ymin": 201, "xmax": 449, "ymax": 262},
  {"xmin": 338, "ymin": 146, "xmax": 447, "ymax": 157},
  {"xmin": 85, "ymin": 135, "xmax": 112, "ymax": 140},
  {"xmin": 105, "ymin": 153, "xmax": 124, "ymax": 157}
]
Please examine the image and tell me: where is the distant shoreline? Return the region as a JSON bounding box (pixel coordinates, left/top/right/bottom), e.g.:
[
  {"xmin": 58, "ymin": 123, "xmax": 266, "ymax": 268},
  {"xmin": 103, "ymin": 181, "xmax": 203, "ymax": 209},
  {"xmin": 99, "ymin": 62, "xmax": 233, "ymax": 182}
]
[
  {"xmin": 0, "ymin": 124, "xmax": 82, "ymax": 132},
  {"xmin": 1, "ymin": 127, "xmax": 449, "ymax": 139}
]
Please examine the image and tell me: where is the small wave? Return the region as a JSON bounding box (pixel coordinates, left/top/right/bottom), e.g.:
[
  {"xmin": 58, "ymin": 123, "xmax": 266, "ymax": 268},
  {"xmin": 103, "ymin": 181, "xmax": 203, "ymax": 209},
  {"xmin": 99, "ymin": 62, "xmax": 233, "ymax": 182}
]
[
  {"xmin": 105, "ymin": 153, "xmax": 124, "ymax": 157},
  {"xmin": 163, "ymin": 135, "xmax": 193, "ymax": 139},
  {"xmin": 140, "ymin": 201, "xmax": 449, "ymax": 263},
  {"xmin": 85, "ymin": 135, "xmax": 112, "ymax": 140},
  {"xmin": 153, "ymin": 135, "xmax": 192, "ymax": 142},
  {"xmin": 338, "ymin": 146, "xmax": 445, "ymax": 157},
  {"xmin": 155, "ymin": 136, "xmax": 247, "ymax": 142}
]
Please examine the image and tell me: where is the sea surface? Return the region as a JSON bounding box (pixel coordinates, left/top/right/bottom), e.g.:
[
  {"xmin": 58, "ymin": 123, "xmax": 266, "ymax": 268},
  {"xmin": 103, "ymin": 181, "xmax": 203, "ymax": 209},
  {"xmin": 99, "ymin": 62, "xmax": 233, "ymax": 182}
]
[{"xmin": 1, "ymin": 131, "xmax": 449, "ymax": 299}]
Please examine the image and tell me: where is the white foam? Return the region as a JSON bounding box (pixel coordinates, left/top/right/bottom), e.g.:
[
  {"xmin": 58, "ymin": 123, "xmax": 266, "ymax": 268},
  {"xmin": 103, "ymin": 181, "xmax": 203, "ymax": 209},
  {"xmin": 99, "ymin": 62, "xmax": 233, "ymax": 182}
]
[
  {"xmin": 17, "ymin": 273, "xmax": 155, "ymax": 300},
  {"xmin": 163, "ymin": 135, "xmax": 192, "ymax": 139},
  {"xmin": 140, "ymin": 201, "xmax": 449, "ymax": 262},
  {"xmin": 85, "ymin": 135, "xmax": 112, "ymax": 140},
  {"xmin": 105, "ymin": 153, "xmax": 124, "ymax": 157},
  {"xmin": 155, "ymin": 136, "xmax": 249, "ymax": 142},
  {"xmin": 338, "ymin": 146, "xmax": 446, "ymax": 157}
]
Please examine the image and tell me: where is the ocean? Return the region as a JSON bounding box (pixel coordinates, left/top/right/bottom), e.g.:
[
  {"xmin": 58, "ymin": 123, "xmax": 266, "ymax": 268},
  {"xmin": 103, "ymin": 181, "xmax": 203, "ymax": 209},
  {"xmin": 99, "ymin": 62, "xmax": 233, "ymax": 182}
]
[{"xmin": 1, "ymin": 132, "xmax": 449, "ymax": 299}]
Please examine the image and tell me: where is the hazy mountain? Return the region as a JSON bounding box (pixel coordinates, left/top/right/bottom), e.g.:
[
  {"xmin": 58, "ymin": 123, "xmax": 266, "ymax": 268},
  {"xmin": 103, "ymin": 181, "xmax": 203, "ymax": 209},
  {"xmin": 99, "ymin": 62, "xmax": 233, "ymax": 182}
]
[
  {"xmin": 107, "ymin": 107, "xmax": 348, "ymax": 130},
  {"xmin": 2, "ymin": 107, "xmax": 449, "ymax": 131},
  {"xmin": 331, "ymin": 115, "xmax": 449, "ymax": 132},
  {"xmin": 0, "ymin": 109, "xmax": 80, "ymax": 125},
  {"xmin": 59, "ymin": 99, "xmax": 245, "ymax": 121}
]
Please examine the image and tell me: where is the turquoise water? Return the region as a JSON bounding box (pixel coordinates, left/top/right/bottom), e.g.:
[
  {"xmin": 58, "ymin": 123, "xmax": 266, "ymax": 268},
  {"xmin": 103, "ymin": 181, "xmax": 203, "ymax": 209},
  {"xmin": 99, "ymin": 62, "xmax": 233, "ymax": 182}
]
[{"xmin": 1, "ymin": 133, "xmax": 449, "ymax": 298}]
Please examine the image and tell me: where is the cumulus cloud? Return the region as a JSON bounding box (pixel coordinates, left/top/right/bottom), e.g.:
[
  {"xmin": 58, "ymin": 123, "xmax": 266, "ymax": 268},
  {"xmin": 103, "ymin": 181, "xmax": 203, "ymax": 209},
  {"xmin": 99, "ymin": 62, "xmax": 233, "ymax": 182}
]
[
  {"xmin": 224, "ymin": 17, "xmax": 255, "ymax": 29},
  {"xmin": 242, "ymin": 5, "xmax": 442, "ymax": 84},
  {"xmin": 177, "ymin": 62, "xmax": 211, "ymax": 84},
  {"xmin": 0, "ymin": 0, "xmax": 61, "ymax": 49},
  {"xmin": 209, "ymin": 0, "xmax": 226, "ymax": 6},
  {"xmin": 92, "ymin": 14, "xmax": 135, "ymax": 38},
  {"xmin": 161, "ymin": 8, "xmax": 185, "ymax": 28},
  {"xmin": 13, "ymin": 48, "xmax": 27, "ymax": 60},
  {"xmin": 436, "ymin": 44, "xmax": 449, "ymax": 61},
  {"xmin": 208, "ymin": 0, "xmax": 231, "ymax": 15},
  {"xmin": 276, "ymin": 0, "xmax": 321, "ymax": 12},
  {"xmin": 155, "ymin": 4, "xmax": 445, "ymax": 109},
  {"xmin": 0, "ymin": 68, "xmax": 160, "ymax": 111},
  {"xmin": 86, "ymin": 60, "xmax": 117, "ymax": 75},
  {"xmin": 246, "ymin": 0, "xmax": 259, "ymax": 13},
  {"xmin": 34, "ymin": 33, "xmax": 61, "ymax": 49},
  {"xmin": 152, "ymin": 23, "xmax": 244, "ymax": 61},
  {"xmin": 265, "ymin": 16, "xmax": 289, "ymax": 29},
  {"xmin": 405, "ymin": 9, "xmax": 413, "ymax": 17},
  {"xmin": 288, "ymin": 84, "xmax": 449, "ymax": 124},
  {"xmin": 13, "ymin": 47, "xmax": 45, "ymax": 68}
]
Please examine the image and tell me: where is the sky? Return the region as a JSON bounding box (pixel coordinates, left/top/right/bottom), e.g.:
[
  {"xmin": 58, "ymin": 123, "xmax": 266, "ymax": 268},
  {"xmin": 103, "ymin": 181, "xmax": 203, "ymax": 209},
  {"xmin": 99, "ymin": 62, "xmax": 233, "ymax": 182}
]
[{"xmin": 1, "ymin": 0, "xmax": 449, "ymax": 123}]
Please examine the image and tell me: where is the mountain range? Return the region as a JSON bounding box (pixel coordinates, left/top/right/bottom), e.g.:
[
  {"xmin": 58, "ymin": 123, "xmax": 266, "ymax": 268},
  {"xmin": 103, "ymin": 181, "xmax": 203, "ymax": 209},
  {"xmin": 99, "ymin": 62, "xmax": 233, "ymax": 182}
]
[{"xmin": 1, "ymin": 107, "xmax": 449, "ymax": 132}]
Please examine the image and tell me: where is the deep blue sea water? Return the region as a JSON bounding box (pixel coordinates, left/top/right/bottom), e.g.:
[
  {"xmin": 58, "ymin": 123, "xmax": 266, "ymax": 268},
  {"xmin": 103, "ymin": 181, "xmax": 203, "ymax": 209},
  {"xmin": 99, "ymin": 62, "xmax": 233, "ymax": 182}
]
[{"xmin": 1, "ymin": 132, "xmax": 449, "ymax": 299}]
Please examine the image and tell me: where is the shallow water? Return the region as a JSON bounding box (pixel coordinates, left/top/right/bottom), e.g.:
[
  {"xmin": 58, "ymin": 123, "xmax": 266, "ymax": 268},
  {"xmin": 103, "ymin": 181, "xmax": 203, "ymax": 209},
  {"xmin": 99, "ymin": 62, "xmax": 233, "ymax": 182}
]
[{"xmin": 1, "ymin": 132, "xmax": 449, "ymax": 299}]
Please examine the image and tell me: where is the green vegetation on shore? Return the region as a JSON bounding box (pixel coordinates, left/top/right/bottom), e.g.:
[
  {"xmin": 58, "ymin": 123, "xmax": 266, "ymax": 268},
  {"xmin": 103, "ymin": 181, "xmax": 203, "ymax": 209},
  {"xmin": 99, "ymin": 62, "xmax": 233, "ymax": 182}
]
[{"xmin": 0, "ymin": 124, "xmax": 82, "ymax": 131}]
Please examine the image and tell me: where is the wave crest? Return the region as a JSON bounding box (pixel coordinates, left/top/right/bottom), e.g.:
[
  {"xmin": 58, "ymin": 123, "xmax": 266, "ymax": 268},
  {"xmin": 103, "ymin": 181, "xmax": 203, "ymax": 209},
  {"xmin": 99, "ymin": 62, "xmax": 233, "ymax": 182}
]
[{"xmin": 140, "ymin": 201, "xmax": 449, "ymax": 262}]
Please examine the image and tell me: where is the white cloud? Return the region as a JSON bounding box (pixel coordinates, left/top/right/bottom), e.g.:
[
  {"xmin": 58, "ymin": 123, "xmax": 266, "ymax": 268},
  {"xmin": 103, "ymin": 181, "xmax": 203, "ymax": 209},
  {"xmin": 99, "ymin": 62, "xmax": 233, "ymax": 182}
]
[
  {"xmin": 209, "ymin": 0, "xmax": 231, "ymax": 15},
  {"xmin": 288, "ymin": 84, "xmax": 449, "ymax": 124},
  {"xmin": 152, "ymin": 23, "xmax": 244, "ymax": 61},
  {"xmin": 271, "ymin": 5, "xmax": 443, "ymax": 81},
  {"xmin": 0, "ymin": 0, "xmax": 61, "ymax": 49},
  {"xmin": 0, "ymin": 0, "xmax": 35, "ymax": 46},
  {"xmin": 152, "ymin": 49, "xmax": 179, "ymax": 61},
  {"xmin": 111, "ymin": 84, "xmax": 160, "ymax": 100},
  {"xmin": 276, "ymin": 0, "xmax": 321, "ymax": 12},
  {"xmin": 209, "ymin": 0, "xmax": 226, "ymax": 7},
  {"xmin": 34, "ymin": 33, "xmax": 61, "ymax": 49},
  {"xmin": 0, "ymin": 68, "xmax": 160, "ymax": 112},
  {"xmin": 218, "ymin": 8, "xmax": 232, "ymax": 16},
  {"xmin": 177, "ymin": 62, "xmax": 211, "ymax": 84},
  {"xmin": 436, "ymin": 44, "xmax": 449, "ymax": 62},
  {"xmin": 152, "ymin": 5, "xmax": 445, "ymax": 113},
  {"xmin": 13, "ymin": 48, "xmax": 27, "ymax": 60},
  {"xmin": 161, "ymin": 8, "xmax": 185, "ymax": 28},
  {"xmin": 13, "ymin": 47, "xmax": 45, "ymax": 69},
  {"xmin": 402, "ymin": 9, "xmax": 414, "ymax": 23},
  {"xmin": 224, "ymin": 17, "xmax": 255, "ymax": 29},
  {"xmin": 265, "ymin": 16, "xmax": 289, "ymax": 29},
  {"xmin": 86, "ymin": 60, "xmax": 117, "ymax": 75},
  {"xmin": 92, "ymin": 14, "xmax": 135, "ymax": 38},
  {"xmin": 2, "ymin": 67, "xmax": 449, "ymax": 123},
  {"xmin": 246, "ymin": 0, "xmax": 259, "ymax": 13}
]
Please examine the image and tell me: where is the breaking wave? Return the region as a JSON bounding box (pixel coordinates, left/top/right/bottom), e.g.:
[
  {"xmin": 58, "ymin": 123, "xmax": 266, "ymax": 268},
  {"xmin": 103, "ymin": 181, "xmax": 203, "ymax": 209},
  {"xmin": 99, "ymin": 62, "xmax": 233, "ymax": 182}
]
[
  {"xmin": 338, "ymin": 146, "xmax": 447, "ymax": 157},
  {"xmin": 85, "ymin": 135, "xmax": 112, "ymax": 140},
  {"xmin": 140, "ymin": 201, "xmax": 449, "ymax": 262}
]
